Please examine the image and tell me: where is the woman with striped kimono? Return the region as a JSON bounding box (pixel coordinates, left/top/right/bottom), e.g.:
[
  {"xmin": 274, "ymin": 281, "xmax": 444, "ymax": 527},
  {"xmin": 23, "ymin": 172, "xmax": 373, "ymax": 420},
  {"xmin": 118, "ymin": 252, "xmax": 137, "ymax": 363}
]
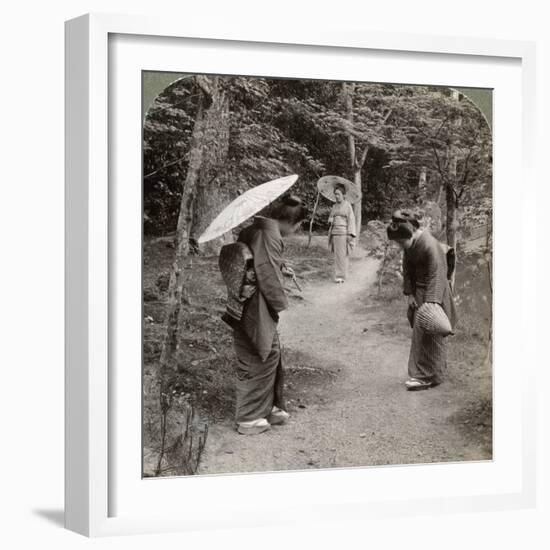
[
  {"xmin": 229, "ymin": 195, "xmax": 308, "ymax": 435},
  {"xmin": 387, "ymin": 210, "xmax": 457, "ymax": 391},
  {"xmin": 328, "ymin": 184, "xmax": 356, "ymax": 283}
]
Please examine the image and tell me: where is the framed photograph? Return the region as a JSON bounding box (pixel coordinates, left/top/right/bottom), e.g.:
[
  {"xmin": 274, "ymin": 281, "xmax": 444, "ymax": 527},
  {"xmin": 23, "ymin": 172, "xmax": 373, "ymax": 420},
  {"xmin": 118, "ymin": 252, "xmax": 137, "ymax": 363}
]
[{"xmin": 65, "ymin": 13, "xmax": 537, "ymax": 537}]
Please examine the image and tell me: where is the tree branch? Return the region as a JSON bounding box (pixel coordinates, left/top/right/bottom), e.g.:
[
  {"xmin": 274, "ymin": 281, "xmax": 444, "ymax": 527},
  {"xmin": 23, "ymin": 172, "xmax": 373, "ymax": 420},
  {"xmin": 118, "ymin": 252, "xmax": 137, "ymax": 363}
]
[
  {"xmin": 144, "ymin": 155, "xmax": 187, "ymax": 179},
  {"xmin": 342, "ymin": 82, "xmax": 356, "ymax": 169},
  {"xmin": 195, "ymin": 75, "xmax": 213, "ymax": 97},
  {"xmin": 435, "ymin": 113, "xmax": 453, "ymax": 140},
  {"xmin": 357, "ymin": 144, "xmax": 370, "ymax": 169},
  {"xmin": 431, "ymin": 145, "xmax": 446, "ymax": 184},
  {"xmin": 451, "ymin": 185, "xmax": 460, "ymax": 201},
  {"xmin": 458, "ymin": 138, "xmax": 478, "ymax": 190}
]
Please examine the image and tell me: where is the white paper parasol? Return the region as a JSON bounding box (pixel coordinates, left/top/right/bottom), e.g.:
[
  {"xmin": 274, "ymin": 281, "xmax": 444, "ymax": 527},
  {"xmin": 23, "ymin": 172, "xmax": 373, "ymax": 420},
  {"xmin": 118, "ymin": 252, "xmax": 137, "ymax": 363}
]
[
  {"xmin": 317, "ymin": 175, "xmax": 361, "ymax": 204},
  {"xmin": 198, "ymin": 174, "xmax": 299, "ymax": 243}
]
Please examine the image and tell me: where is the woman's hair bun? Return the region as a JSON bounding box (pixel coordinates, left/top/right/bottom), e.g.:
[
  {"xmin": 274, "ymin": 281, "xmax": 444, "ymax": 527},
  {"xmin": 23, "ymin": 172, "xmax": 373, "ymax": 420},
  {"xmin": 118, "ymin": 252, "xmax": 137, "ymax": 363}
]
[
  {"xmin": 282, "ymin": 194, "xmax": 302, "ymax": 207},
  {"xmin": 269, "ymin": 193, "xmax": 308, "ymax": 224},
  {"xmin": 392, "ymin": 209, "xmax": 420, "ymax": 229},
  {"xmin": 334, "ymin": 183, "xmax": 346, "ymax": 194}
]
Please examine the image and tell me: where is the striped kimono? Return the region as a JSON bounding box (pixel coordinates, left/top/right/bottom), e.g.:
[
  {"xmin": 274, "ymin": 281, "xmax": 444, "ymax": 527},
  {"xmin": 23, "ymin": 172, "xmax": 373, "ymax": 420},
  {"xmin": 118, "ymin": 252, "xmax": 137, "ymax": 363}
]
[
  {"xmin": 328, "ymin": 200, "xmax": 356, "ymax": 280},
  {"xmin": 403, "ymin": 231, "xmax": 457, "ymax": 384}
]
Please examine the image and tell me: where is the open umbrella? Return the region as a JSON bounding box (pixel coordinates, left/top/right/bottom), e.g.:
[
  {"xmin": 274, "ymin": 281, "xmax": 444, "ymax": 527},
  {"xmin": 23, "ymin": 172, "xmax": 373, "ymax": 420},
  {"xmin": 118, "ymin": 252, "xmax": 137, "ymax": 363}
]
[
  {"xmin": 317, "ymin": 175, "xmax": 361, "ymax": 204},
  {"xmin": 197, "ymin": 174, "xmax": 299, "ymax": 244}
]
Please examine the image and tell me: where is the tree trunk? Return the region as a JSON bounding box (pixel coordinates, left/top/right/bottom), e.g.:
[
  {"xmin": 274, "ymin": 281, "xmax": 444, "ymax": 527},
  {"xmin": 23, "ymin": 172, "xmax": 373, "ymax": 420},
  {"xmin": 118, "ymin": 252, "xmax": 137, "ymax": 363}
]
[
  {"xmin": 445, "ymin": 183, "xmax": 458, "ymax": 251},
  {"xmin": 436, "ymin": 182, "xmax": 444, "ymax": 205},
  {"xmin": 342, "ymin": 82, "xmax": 363, "ymax": 236},
  {"xmin": 445, "ymin": 89, "xmax": 461, "ymax": 287},
  {"xmin": 445, "ymin": 187, "xmax": 459, "ymax": 289},
  {"xmin": 418, "ymin": 166, "xmax": 427, "ymax": 193},
  {"xmin": 158, "ymin": 80, "xmax": 211, "ymax": 383},
  {"xmin": 446, "ymin": 142, "xmax": 458, "ymax": 250},
  {"xmin": 352, "ymin": 168, "xmax": 362, "ymax": 236},
  {"xmin": 189, "ymin": 77, "xmax": 231, "ymax": 255},
  {"xmin": 308, "ymin": 191, "xmax": 321, "ymax": 247}
]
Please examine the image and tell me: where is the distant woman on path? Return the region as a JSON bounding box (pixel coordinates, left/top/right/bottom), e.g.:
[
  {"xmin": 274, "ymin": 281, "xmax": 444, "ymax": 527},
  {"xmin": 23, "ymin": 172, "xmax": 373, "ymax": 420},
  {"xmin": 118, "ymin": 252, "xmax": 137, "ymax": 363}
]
[
  {"xmin": 387, "ymin": 210, "xmax": 456, "ymax": 391},
  {"xmin": 328, "ymin": 184, "xmax": 356, "ymax": 283},
  {"xmin": 226, "ymin": 195, "xmax": 308, "ymax": 435}
]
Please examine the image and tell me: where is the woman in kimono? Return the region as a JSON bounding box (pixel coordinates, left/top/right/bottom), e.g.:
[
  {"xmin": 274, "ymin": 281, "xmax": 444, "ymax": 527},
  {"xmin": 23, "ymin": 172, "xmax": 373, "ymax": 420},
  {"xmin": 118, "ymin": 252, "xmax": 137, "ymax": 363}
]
[
  {"xmin": 387, "ymin": 210, "xmax": 456, "ymax": 391},
  {"xmin": 328, "ymin": 184, "xmax": 356, "ymax": 283},
  {"xmin": 232, "ymin": 195, "xmax": 308, "ymax": 435}
]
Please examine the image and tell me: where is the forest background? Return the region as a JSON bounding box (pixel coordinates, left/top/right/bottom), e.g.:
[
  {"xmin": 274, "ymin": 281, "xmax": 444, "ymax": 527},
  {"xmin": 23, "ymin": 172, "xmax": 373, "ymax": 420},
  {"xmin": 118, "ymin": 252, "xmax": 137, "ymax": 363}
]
[{"xmin": 142, "ymin": 73, "xmax": 493, "ymax": 477}]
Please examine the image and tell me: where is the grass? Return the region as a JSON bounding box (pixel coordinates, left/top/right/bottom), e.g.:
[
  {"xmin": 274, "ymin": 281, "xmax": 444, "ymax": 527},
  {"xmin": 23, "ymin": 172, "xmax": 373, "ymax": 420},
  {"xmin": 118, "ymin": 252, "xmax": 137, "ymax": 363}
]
[{"xmin": 284, "ymin": 233, "xmax": 334, "ymax": 283}]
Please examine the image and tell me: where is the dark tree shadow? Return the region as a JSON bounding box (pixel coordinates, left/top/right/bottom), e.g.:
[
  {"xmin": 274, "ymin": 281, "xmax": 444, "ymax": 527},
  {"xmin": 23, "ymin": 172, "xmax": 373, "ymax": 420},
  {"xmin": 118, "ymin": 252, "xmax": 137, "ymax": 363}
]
[{"xmin": 33, "ymin": 509, "xmax": 64, "ymax": 527}]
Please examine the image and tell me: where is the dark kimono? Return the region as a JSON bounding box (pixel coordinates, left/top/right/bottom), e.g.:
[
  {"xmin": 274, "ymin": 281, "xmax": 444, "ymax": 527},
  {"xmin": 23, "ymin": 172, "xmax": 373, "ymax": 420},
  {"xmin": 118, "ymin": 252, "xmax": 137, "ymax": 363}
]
[
  {"xmin": 403, "ymin": 231, "xmax": 457, "ymax": 384},
  {"xmin": 232, "ymin": 217, "xmax": 289, "ymax": 423}
]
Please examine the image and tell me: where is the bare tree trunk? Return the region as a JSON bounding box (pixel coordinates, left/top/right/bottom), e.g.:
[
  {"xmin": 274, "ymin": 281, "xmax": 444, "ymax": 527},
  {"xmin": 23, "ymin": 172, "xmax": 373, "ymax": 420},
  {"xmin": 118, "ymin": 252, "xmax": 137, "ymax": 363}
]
[
  {"xmin": 190, "ymin": 77, "xmax": 231, "ymax": 255},
  {"xmin": 445, "ymin": 90, "xmax": 461, "ymax": 287},
  {"xmin": 352, "ymin": 169, "xmax": 362, "ymax": 237},
  {"xmin": 436, "ymin": 182, "xmax": 444, "ymax": 205},
  {"xmin": 446, "ymin": 143, "xmax": 459, "ymax": 287},
  {"xmin": 445, "ymin": 183, "xmax": 458, "ymax": 251},
  {"xmin": 418, "ymin": 166, "xmax": 427, "ymax": 196},
  {"xmin": 446, "ymin": 141, "xmax": 458, "ymax": 251},
  {"xmin": 486, "ymin": 218, "xmax": 492, "ymax": 295},
  {"xmin": 342, "ymin": 82, "xmax": 364, "ymax": 236},
  {"xmin": 308, "ymin": 191, "xmax": 321, "ymax": 247},
  {"xmin": 158, "ymin": 80, "xmax": 211, "ymax": 383}
]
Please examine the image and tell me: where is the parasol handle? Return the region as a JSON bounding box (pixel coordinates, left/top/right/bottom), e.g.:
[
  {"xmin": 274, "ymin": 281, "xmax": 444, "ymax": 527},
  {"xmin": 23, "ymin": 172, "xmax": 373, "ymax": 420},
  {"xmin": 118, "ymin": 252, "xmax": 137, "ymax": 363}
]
[
  {"xmin": 292, "ymin": 275, "xmax": 302, "ymax": 292},
  {"xmin": 308, "ymin": 190, "xmax": 321, "ymax": 248}
]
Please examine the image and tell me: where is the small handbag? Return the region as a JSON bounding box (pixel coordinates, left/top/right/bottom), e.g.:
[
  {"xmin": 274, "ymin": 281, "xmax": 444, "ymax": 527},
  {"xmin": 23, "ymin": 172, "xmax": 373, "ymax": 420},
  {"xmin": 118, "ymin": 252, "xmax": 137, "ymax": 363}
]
[{"xmin": 415, "ymin": 302, "xmax": 453, "ymax": 336}]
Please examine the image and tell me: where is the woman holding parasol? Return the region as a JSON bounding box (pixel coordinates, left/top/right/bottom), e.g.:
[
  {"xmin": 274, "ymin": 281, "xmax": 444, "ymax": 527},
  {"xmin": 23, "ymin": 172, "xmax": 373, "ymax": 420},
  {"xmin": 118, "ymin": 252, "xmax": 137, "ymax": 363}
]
[
  {"xmin": 317, "ymin": 176, "xmax": 359, "ymax": 283},
  {"xmin": 199, "ymin": 176, "xmax": 307, "ymax": 435}
]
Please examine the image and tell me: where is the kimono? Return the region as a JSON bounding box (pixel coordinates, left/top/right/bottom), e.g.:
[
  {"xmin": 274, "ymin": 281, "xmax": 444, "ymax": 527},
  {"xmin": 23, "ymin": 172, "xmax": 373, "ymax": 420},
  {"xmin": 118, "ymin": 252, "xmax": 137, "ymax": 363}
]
[
  {"xmin": 403, "ymin": 230, "xmax": 457, "ymax": 384},
  {"xmin": 232, "ymin": 217, "xmax": 288, "ymax": 423},
  {"xmin": 328, "ymin": 200, "xmax": 356, "ymax": 280}
]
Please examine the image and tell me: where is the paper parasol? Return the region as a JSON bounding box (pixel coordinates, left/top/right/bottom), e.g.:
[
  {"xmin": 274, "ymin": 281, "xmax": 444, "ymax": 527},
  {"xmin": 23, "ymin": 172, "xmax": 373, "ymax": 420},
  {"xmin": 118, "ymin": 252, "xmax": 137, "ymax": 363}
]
[
  {"xmin": 317, "ymin": 175, "xmax": 361, "ymax": 204},
  {"xmin": 198, "ymin": 174, "xmax": 299, "ymax": 243}
]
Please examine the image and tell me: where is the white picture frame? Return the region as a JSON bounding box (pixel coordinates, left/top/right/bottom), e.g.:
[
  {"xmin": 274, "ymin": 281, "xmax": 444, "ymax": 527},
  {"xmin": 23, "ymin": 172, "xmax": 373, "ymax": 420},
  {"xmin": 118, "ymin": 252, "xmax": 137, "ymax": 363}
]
[{"xmin": 65, "ymin": 13, "xmax": 537, "ymax": 537}]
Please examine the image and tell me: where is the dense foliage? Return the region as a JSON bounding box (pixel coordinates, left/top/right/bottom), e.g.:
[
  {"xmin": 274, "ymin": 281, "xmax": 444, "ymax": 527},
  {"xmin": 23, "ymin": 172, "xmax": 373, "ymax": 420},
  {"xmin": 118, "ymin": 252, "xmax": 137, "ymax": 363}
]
[{"xmin": 143, "ymin": 76, "xmax": 491, "ymax": 242}]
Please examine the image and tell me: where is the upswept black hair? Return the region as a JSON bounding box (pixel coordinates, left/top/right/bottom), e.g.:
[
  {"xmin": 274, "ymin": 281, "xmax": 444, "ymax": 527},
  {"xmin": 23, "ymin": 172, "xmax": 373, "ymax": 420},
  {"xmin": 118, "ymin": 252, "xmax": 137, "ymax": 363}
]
[
  {"xmin": 391, "ymin": 209, "xmax": 420, "ymax": 229},
  {"xmin": 334, "ymin": 183, "xmax": 347, "ymax": 195},
  {"xmin": 386, "ymin": 209, "xmax": 420, "ymax": 241},
  {"xmin": 269, "ymin": 194, "xmax": 308, "ymax": 225}
]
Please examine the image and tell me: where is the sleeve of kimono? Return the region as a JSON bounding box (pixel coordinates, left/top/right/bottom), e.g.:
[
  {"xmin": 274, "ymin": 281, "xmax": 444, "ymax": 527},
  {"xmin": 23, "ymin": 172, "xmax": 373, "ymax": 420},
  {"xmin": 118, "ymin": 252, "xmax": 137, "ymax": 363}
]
[
  {"xmin": 402, "ymin": 254, "xmax": 414, "ymax": 296},
  {"xmin": 423, "ymin": 241, "xmax": 446, "ymax": 303},
  {"xmin": 328, "ymin": 204, "xmax": 336, "ymax": 224},
  {"xmin": 250, "ymin": 230, "xmax": 289, "ymax": 313},
  {"xmin": 347, "ymin": 203, "xmax": 357, "ymax": 237}
]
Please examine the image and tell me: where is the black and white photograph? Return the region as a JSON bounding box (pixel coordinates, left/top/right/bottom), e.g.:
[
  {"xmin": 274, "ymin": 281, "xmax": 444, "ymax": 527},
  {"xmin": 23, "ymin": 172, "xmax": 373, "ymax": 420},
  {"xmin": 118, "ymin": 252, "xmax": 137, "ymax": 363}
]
[
  {"xmin": 4, "ymin": 0, "xmax": 549, "ymax": 545},
  {"xmin": 142, "ymin": 72, "xmax": 493, "ymax": 477}
]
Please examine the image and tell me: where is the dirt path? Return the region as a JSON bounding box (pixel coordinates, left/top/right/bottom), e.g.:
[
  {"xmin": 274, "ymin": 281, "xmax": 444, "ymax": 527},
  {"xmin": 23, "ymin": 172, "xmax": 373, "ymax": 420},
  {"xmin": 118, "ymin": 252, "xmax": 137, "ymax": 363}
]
[{"xmin": 199, "ymin": 243, "xmax": 490, "ymax": 475}]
